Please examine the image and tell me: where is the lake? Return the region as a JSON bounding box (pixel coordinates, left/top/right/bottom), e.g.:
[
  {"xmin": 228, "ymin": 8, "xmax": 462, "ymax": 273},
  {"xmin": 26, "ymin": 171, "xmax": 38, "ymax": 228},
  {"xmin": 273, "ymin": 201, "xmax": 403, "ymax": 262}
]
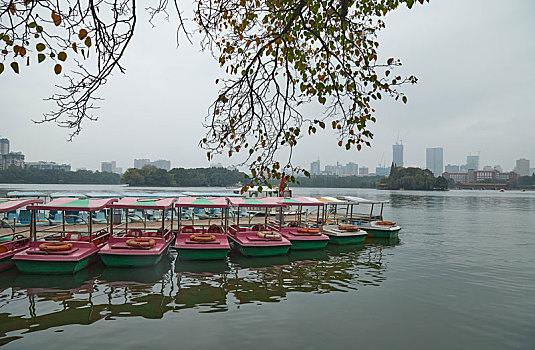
[{"xmin": 0, "ymin": 185, "xmax": 534, "ymax": 349}]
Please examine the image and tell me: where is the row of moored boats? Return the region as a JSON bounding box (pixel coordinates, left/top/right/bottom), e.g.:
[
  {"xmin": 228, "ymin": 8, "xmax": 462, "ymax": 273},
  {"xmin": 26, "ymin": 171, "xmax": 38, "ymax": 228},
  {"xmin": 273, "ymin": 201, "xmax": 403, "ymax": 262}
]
[{"xmin": 0, "ymin": 194, "xmax": 401, "ymax": 274}]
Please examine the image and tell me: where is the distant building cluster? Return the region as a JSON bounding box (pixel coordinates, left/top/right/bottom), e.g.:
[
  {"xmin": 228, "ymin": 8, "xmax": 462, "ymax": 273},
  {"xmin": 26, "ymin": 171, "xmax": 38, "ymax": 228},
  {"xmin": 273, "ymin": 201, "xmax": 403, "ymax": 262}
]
[
  {"xmin": 443, "ymin": 169, "xmax": 518, "ymax": 183},
  {"xmin": 308, "ymin": 140, "xmax": 533, "ymax": 181},
  {"xmin": 0, "ymin": 138, "xmax": 24, "ymax": 170},
  {"xmin": 0, "ymin": 138, "xmax": 71, "ymax": 171},
  {"xmin": 133, "ymin": 158, "xmax": 171, "ymax": 171},
  {"xmin": 25, "ymin": 161, "xmax": 71, "ymax": 171},
  {"xmin": 310, "ymin": 160, "xmax": 376, "ymax": 176}
]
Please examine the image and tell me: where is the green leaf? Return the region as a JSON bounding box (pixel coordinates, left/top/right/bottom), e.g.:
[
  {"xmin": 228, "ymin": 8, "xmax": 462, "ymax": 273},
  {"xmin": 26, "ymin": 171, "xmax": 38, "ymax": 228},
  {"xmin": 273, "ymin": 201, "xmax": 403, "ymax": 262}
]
[
  {"xmin": 58, "ymin": 51, "xmax": 67, "ymax": 61},
  {"xmin": 402, "ymin": 96, "xmax": 407, "ymax": 104},
  {"xmin": 36, "ymin": 26, "xmax": 43, "ymax": 33},
  {"xmin": 28, "ymin": 22, "xmax": 37, "ymax": 28},
  {"xmin": 36, "ymin": 43, "xmax": 45, "ymax": 52},
  {"xmin": 38, "ymin": 53, "xmax": 45, "ymax": 63},
  {"xmin": 10, "ymin": 62, "xmax": 19, "ymax": 74},
  {"xmin": 84, "ymin": 37, "xmax": 91, "ymax": 47}
]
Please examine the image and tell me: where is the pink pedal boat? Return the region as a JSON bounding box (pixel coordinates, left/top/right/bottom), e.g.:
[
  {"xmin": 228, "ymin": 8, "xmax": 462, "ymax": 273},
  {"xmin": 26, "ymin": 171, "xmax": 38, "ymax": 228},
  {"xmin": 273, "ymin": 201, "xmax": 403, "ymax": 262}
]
[
  {"xmin": 99, "ymin": 197, "xmax": 176, "ymax": 267},
  {"xmin": 0, "ymin": 198, "xmax": 43, "ymax": 272},
  {"xmin": 174, "ymin": 197, "xmax": 230, "ymax": 260},
  {"xmin": 276, "ymin": 197, "xmax": 330, "ymax": 250},
  {"xmin": 227, "ymin": 197, "xmax": 291, "ymax": 257},
  {"xmin": 13, "ymin": 198, "xmax": 118, "ymax": 274}
]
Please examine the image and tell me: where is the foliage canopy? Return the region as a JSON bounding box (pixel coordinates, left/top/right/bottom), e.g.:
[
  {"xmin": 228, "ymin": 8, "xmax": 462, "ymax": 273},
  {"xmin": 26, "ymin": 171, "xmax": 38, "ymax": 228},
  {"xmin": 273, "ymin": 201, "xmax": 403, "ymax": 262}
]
[{"xmin": 0, "ymin": 0, "xmax": 427, "ymax": 191}]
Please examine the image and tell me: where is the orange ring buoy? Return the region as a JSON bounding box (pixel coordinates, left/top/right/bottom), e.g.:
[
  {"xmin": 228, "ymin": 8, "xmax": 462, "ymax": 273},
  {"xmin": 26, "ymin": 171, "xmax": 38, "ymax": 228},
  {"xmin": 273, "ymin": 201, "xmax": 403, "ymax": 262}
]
[
  {"xmin": 257, "ymin": 231, "xmax": 281, "ymax": 240},
  {"xmin": 190, "ymin": 234, "xmax": 216, "ymax": 242},
  {"xmin": 297, "ymin": 227, "xmax": 320, "ymax": 234},
  {"xmin": 39, "ymin": 241, "xmax": 73, "ymax": 252},
  {"xmin": 126, "ymin": 237, "xmax": 156, "ymax": 248},
  {"xmin": 376, "ymin": 221, "xmax": 396, "ymax": 226},
  {"xmin": 338, "ymin": 225, "xmax": 360, "ymax": 232}
]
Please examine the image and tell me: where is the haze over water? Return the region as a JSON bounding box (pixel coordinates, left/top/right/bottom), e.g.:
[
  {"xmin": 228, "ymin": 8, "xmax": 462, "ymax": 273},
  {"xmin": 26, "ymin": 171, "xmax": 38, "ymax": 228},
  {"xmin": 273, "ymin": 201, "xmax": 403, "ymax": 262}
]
[{"xmin": 0, "ymin": 186, "xmax": 534, "ymax": 349}]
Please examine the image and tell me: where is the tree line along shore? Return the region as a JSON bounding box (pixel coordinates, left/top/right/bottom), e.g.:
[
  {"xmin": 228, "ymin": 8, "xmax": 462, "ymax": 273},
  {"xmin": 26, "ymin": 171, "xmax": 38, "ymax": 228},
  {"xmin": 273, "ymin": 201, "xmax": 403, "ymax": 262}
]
[{"xmin": 1, "ymin": 165, "xmax": 533, "ymax": 190}]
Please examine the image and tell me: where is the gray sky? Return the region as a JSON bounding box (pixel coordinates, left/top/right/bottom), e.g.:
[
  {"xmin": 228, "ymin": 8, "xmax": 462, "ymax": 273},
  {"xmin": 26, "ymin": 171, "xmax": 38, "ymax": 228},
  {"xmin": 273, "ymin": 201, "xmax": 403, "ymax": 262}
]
[{"xmin": 1, "ymin": 0, "xmax": 534, "ymax": 173}]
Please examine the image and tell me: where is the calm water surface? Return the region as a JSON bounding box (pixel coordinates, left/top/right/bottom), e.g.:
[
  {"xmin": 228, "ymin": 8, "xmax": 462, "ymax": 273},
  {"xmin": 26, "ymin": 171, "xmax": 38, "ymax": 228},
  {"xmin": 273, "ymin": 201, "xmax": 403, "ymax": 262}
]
[{"xmin": 0, "ymin": 186, "xmax": 534, "ymax": 349}]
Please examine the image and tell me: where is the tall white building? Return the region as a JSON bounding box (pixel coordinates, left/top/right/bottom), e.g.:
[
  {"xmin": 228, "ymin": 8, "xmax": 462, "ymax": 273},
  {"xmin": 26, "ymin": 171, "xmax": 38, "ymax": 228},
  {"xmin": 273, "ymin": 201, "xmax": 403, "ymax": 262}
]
[
  {"xmin": 101, "ymin": 161, "xmax": 117, "ymax": 173},
  {"xmin": 310, "ymin": 160, "xmax": 320, "ymax": 175},
  {"xmin": 134, "ymin": 159, "xmax": 150, "ymax": 169},
  {"xmin": 0, "ymin": 138, "xmax": 9, "ymax": 155},
  {"xmin": 393, "ymin": 143, "xmax": 403, "ymax": 167},
  {"xmin": 426, "ymin": 147, "xmax": 443, "ymax": 177},
  {"xmin": 151, "ymin": 160, "xmax": 171, "ymax": 171},
  {"xmin": 466, "ymin": 155, "xmax": 479, "ymax": 170},
  {"xmin": 515, "ymin": 158, "xmax": 530, "ymax": 176}
]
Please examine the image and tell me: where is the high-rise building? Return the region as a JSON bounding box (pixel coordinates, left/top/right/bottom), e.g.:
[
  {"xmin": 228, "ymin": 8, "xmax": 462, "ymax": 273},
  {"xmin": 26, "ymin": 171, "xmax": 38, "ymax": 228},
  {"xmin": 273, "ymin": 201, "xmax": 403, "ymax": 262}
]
[
  {"xmin": 134, "ymin": 159, "xmax": 150, "ymax": 169},
  {"xmin": 344, "ymin": 162, "xmax": 358, "ymax": 176},
  {"xmin": 0, "ymin": 138, "xmax": 9, "ymax": 155},
  {"xmin": 101, "ymin": 161, "xmax": 117, "ymax": 173},
  {"xmin": 393, "ymin": 143, "xmax": 403, "ymax": 167},
  {"xmin": 376, "ymin": 167, "xmax": 390, "ymax": 176},
  {"xmin": 466, "ymin": 155, "xmax": 479, "ymax": 170},
  {"xmin": 515, "ymin": 158, "xmax": 530, "ymax": 176},
  {"xmin": 151, "ymin": 160, "xmax": 171, "ymax": 171},
  {"xmin": 310, "ymin": 160, "xmax": 320, "ymax": 175},
  {"xmin": 445, "ymin": 164, "xmax": 460, "ymax": 173},
  {"xmin": 1, "ymin": 152, "xmax": 24, "ymax": 169},
  {"xmin": 25, "ymin": 161, "xmax": 71, "ymax": 171},
  {"xmin": 530, "ymin": 168, "xmax": 535, "ymax": 176},
  {"xmin": 426, "ymin": 147, "xmax": 443, "ymax": 177},
  {"xmin": 359, "ymin": 166, "xmax": 369, "ymax": 175}
]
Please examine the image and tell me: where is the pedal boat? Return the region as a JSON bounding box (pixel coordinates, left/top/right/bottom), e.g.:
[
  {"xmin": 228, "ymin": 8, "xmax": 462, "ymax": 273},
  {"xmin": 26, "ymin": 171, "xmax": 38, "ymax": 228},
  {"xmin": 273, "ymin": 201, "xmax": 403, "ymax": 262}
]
[
  {"xmin": 277, "ymin": 197, "xmax": 329, "ymax": 250},
  {"xmin": 99, "ymin": 197, "xmax": 176, "ymax": 267},
  {"xmin": 337, "ymin": 196, "xmax": 401, "ymax": 239},
  {"xmin": 174, "ymin": 197, "xmax": 230, "ymax": 260},
  {"xmin": 0, "ymin": 198, "xmax": 43, "ymax": 271},
  {"xmin": 12, "ymin": 198, "xmax": 117, "ymax": 274},
  {"xmin": 227, "ymin": 197, "xmax": 291, "ymax": 257}
]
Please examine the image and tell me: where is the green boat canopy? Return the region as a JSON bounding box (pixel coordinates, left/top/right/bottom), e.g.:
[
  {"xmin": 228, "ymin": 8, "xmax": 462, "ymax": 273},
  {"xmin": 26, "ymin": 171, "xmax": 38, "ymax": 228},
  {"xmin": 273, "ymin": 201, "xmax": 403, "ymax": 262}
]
[
  {"xmin": 227, "ymin": 197, "xmax": 285, "ymax": 208},
  {"xmin": 27, "ymin": 198, "xmax": 117, "ymax": 211},
  {"xmin": 108, "ymin": 197, "xmax": 176, "ymax": 210},
  {"xmin": 176, "ymin": 197, "xmax": 229, "ymax": 208}
]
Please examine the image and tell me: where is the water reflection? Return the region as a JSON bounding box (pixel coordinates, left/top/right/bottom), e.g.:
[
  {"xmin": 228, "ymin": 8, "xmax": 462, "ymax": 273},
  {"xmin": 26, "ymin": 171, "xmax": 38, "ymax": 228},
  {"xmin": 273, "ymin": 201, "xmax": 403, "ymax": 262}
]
[{"xmin": 0, "ymin": 239, "xmax": 399, "ymax": 345}]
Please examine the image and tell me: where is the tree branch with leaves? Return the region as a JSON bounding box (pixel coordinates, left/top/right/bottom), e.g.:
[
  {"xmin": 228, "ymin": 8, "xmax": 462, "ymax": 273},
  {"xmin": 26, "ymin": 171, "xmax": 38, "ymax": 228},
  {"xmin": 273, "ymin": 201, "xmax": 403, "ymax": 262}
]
[{"xmin": 0, "ymin": 0, "xmax": 427, "ymax": 191}]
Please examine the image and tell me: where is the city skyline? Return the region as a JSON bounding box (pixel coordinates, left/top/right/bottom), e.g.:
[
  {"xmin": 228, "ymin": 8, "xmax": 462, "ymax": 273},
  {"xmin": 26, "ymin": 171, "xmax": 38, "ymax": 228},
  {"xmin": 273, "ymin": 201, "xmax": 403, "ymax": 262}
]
[{"xmin": 0, "ymin": 1, "xmax": 534, "ymax": 173}]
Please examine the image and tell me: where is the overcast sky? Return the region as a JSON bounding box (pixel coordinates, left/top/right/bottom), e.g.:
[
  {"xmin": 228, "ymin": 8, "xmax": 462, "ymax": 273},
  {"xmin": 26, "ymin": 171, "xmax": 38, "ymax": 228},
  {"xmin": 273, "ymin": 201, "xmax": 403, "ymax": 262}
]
[{"xmin": 1, "ymin": 0, "xmax": 534, "ymax": 172}]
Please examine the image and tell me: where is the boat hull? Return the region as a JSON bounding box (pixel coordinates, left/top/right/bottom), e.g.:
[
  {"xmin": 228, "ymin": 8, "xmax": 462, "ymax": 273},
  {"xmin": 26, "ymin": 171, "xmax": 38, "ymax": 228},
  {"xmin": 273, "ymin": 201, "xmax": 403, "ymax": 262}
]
[
  {"xmin": 326, "ymin": 234, "xmax": 367, "ymax": 245},
  {"xmin": 14, "ymin": 256, "xmax": 92, "ymax": 274},
  {"xmin": 289, "ymin": 239, "xmax": 329, "ymax": 250},
  {"xmin": 364, "ymin": 228, "xmax": 400, "ymax": 239},
  {"xmin": 235, "ymin": 243, "xmax": 290, "ymax": 257},
  {"xmin": 99, "ymin": 234, "xmax": 174, "ymax": 268},
  {"xmin": 100, "ymin": 253, "xmax": 164, "ymax": 267},
  {"xmin": 0, "ymin": 255, "xmax": 15, "ymax": 272},
  {"xmin": 176, "ymin": 248, "xmax": 229, "ymax": 260}
]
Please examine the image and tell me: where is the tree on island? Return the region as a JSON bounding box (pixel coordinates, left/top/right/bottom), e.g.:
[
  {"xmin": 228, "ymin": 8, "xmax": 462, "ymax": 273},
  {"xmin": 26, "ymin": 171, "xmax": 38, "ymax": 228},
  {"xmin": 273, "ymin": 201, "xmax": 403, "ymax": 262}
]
[
  {"xmin": 0, "ymin": 0, "xmax": 427, "ymax": 190},
  {"xmin": 385, "ymin": 166, "xmax": 448, "ymax": 190}
]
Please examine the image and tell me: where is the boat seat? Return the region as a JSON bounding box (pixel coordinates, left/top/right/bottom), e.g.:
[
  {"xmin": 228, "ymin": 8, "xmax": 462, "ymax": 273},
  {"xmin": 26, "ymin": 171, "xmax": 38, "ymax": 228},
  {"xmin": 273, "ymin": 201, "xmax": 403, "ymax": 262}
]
[
  {"xmin": 181, "ymin": 226, "xmax": 195, "ymax": 233},
  {"xmin": 208, "ymin": 225, "xmax": 223, "ymax": 234}
]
